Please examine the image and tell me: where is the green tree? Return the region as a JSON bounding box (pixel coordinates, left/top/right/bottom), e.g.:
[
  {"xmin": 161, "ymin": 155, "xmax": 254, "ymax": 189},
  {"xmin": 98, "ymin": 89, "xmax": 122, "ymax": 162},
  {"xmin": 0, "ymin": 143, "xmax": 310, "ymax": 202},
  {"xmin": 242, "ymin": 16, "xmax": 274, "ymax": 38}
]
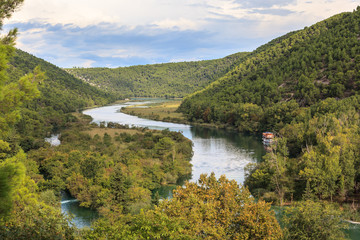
[
  {"xmin": 143, "ymin": 173, "xmax": 283, "ymax": 239},
  {"xmin": 0, "ymin": 176, "xmax": 75, "ymax": 239},
  {"xmin": 265, "ymin": 137, "xmax": 291, "ymax": 205},
  {"xmin": 0, "ymin": 0, "xmax": 44, "ymax": 219},
  {"xmin": 282, "ymin": 200, "xmax": 348, "ymax": 240}
]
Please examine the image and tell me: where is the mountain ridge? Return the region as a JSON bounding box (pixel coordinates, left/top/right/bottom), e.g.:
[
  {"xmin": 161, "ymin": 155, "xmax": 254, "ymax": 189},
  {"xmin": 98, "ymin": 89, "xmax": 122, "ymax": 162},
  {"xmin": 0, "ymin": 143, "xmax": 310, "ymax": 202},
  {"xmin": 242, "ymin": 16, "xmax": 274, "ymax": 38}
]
[{"xmin": 65, "ymin": 51, "xmax": 249, "ymax": 98}]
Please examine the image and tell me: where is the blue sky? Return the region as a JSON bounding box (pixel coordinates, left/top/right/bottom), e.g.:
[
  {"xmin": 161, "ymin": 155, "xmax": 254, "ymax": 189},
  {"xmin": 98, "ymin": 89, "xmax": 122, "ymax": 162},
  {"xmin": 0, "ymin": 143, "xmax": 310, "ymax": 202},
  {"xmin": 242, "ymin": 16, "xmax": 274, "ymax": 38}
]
[{"xmin": 4, "ymin": 0, "xmax": 360, "ymax": 68}]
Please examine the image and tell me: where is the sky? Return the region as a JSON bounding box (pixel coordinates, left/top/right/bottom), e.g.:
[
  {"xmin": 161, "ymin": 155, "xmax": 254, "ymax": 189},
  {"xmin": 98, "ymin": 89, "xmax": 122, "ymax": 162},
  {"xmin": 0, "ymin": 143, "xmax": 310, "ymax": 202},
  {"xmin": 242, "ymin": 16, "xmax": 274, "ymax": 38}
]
[{"xmin": 3, "ymin": 0, "xmax": 360, "ymax": 68}]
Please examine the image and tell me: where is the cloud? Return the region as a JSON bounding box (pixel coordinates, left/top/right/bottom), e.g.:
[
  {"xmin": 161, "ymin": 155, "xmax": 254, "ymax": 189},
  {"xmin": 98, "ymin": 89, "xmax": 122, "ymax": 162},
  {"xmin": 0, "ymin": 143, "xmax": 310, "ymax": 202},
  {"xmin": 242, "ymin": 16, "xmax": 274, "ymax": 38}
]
[
  {"xmin": 234, "ymin": 0, "xmax": 296, "ymax": 8},
  {"xmin": 3, "ymin": 0, "xmax": 360, "ymax": 68},
  {"xmin": 251, "ymin": 8, "xmax": 295, "ymax": 16},
  {"xmin": 152, "ymin": 18, "xmax": 201, "ymax": 31},
  {"xmin": 6, "ymin": 21, "xmax": 227, "ymax": 67},
  {"xmin": 7, "ymin": 0, "xmax": 209, "ymax": 28}
]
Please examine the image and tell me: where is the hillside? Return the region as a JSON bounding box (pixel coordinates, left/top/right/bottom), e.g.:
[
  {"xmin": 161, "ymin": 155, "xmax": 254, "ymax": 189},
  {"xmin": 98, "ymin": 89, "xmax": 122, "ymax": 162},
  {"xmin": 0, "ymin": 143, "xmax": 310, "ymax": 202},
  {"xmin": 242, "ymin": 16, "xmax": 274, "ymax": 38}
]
[
  {"xmin": 175, "ymin": 7, "xmax": 360, "ymax": 211},
  {"xmin": 8, "ymin": 49, "xmax": 114, "ymax": 112},
  {"xmin": 6, "ymin": 49, "xmax": 115, "ymax": 150},
  {"xmin": 179, "ymin": 8, "xmax": 360, "ymax": 132},
  {"xmin": 65, "ymin": 52, "xmax": 249, "ymax": 98}
]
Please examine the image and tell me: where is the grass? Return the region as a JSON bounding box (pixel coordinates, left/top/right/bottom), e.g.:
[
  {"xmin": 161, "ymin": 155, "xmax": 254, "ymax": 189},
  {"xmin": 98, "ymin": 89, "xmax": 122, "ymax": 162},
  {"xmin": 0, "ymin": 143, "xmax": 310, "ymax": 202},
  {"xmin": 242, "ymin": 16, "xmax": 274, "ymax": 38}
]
[
  {"xmin": 85, "ymin": 128, "xmax": 140, "ymax": 138},
  {"xmin": 121, "ymin": 100, "xmax": 187, "ymax": 123}
]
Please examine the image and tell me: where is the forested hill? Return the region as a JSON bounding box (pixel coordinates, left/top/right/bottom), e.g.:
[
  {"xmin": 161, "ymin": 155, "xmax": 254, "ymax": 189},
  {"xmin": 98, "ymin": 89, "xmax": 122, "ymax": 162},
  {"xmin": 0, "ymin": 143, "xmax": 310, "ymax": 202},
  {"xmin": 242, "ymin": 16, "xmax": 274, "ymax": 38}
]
[
  {"xmin": 65, "ymin": 52, "xmax": 249, "ymax": 98},
  {"xmin": 6, "ymin": 49, "xmax": 115, "ymax": 151},
  {"xmin": 179, "ymin": 8, "xmax": 360, "ymax": 132},
  {"xmin": 8, "ymin": 49, "xmax": 115, "ymax": 112}
]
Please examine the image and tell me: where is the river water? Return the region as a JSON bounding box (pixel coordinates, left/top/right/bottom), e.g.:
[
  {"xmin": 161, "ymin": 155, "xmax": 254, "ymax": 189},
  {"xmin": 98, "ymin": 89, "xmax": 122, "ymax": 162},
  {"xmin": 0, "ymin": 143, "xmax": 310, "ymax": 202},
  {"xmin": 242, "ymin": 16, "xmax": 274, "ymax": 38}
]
[{"xmin": 62, "ymin": 100, "xmax": 360, "ymax": 238}]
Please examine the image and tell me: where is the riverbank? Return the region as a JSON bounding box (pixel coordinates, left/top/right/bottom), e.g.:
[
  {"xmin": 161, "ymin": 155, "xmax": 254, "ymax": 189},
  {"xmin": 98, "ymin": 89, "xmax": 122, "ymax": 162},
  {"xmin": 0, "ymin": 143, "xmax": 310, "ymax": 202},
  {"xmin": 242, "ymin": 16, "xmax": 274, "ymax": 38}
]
[
  {"xmin": 120, "ymin": 100, "xmax": 187, "ymax": 123},
  {"xmin": 120, "ymin": 99, "xmax": 240, "ymax": 132}
]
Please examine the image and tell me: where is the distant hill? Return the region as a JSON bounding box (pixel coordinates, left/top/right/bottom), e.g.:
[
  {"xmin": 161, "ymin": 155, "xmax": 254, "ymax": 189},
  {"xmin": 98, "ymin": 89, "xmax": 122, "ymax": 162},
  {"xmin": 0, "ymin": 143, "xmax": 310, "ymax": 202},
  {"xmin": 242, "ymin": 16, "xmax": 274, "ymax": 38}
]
[
  {"xmin": 179, "ymin": 8, "xmax": 360, "ymax": 132},
  {"xmin": 65, "ymin": 52, "xmax": 249, "ymax": 98}
]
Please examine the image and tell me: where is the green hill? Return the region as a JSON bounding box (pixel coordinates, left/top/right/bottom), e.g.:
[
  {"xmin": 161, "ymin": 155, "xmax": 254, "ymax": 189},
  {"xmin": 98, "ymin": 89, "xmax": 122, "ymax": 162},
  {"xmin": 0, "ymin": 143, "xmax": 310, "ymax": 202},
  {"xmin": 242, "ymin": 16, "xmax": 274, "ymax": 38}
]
[
  {"xmin": 7, "ymin": 49, "xmax": 115, "ymax": 150},
  {"xmin": 178, "ymin": 8, "xmax": 360, "ymax": 132},
  {"xmin": 65, "ymin": 52, "xmax": 249, "ymax": 98}
]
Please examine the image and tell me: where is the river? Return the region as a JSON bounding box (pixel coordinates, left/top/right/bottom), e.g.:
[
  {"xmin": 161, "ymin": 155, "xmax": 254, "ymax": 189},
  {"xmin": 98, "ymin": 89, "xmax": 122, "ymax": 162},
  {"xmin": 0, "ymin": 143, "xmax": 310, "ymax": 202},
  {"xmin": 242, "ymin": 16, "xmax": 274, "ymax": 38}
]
[
  {"xmin": 62, "ymin": 100, "xmax": 360, "ymax": 238},
  {"xmin": 83, "ymin": 100, "xmax": 266, "ymax": 184}
]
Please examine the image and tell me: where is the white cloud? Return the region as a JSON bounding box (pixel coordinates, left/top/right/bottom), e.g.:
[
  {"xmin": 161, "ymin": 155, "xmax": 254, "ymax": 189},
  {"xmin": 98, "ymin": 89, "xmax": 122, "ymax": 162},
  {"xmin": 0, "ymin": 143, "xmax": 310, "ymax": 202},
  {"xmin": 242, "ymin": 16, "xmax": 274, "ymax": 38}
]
[
  {"xmin": 251, "ymin": 0, "xmax": 359, "ymax": 38},
  {"xmin": 7, "ymin": 0, "xmax": 359, "ymax": 39},
  {"xmin": 7, "ymin": 0, "xmax": 208, "ymax": 28},
  {"xmin": 286, "ymin": 0, "xmax": 359, "ymax": 21},
  {"xmin": 4, "ymin": 0, "xmax": 360, "ymax": 67},
  {"xmin": 8, "ymin": 0, "xmax": 360, "ymax": 30}
]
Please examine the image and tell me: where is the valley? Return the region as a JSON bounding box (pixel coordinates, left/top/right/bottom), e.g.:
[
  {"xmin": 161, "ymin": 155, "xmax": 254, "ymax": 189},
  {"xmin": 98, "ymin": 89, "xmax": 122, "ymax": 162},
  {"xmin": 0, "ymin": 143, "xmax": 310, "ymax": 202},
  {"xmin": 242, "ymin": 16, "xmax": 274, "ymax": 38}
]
[{"xmin": 1, "ymin": 1, "xmax": 360, "ymax": 239}]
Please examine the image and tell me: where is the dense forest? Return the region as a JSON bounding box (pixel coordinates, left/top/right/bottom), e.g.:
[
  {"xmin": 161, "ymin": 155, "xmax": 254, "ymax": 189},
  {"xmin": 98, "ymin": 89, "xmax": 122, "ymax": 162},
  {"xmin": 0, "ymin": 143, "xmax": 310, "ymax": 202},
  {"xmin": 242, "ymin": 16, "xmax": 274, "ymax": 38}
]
[
  {"xmin": 179, "ymin": 9, "xmax": 360, "ymax": 131},
  {"xmin": 29, "ymin": 115, "xmax": 193, "ymax": 213},
  {"xmin": 65, "ymin": 52, "xmax": 249, "ymax": 98}
]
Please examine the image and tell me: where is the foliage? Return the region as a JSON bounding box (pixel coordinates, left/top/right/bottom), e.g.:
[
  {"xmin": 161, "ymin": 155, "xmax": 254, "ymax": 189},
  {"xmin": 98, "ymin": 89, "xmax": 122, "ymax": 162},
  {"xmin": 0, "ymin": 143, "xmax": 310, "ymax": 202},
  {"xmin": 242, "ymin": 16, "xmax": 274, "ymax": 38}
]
[
  {"xmin": 0, "ymin": 2, "xmax": 79, "ymax": 238},
  {"xmin": 2, "ymin": 1, "xmax": 360, "ymax": 238},
  {"xmin": 0, "ymin": 176, "xmax": 76, "ymax": 240},
  {"xmin": 282, "ymin": 200, "xmax": 348, "ymax": 240},
  {"xmin": 28, "ymin": 118, "xmax": 193, "ymax": 214},
  {"xmin": 245, "ymin": 95, "xmax": 360, "ymax": 204},
  {"xmin": 0, "ymin": 0, "xmax": 42, "ymax": 219},
  {"xmin": 8, "ymin": 49, "xmax": 114, "ymax": 112},
  {"xmin": 0, "ymin": 151, "xmax": 25, "ymax": 218},
  {"xmin": 87, "ymin": 173, "xmax": 283, "ymax": 239}
]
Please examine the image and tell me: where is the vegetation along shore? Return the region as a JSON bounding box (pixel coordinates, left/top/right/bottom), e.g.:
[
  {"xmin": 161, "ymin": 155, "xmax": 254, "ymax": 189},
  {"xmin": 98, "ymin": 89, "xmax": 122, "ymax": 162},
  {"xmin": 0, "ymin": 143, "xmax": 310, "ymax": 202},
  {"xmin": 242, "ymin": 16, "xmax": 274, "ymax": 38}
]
[{"xmin": 2, "ymin": 1, "xmax": 360, "ymax": 239}]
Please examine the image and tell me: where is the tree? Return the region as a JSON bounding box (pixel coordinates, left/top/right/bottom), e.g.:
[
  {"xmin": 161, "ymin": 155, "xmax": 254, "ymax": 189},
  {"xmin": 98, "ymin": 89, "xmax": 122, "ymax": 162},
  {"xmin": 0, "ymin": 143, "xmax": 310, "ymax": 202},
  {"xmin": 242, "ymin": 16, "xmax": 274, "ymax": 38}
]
[
  {"xmin": 0, "ymin": 0, "xmax": 45, "ymax": 219},
  {"xmin": 0, "ymin": 176, "xmax": 76, "ymax": 239},
  {"xmin": 141, "ymin": 173, "xmax": 283, "ymax": 239},
  {"xmin": 89, "ymin": 174, "xmax": 282, "ymax": 239},
  {"xmin": 266, "ymin": 137, "xmax": 292, "ymax": 205},
  {"xmin": 0, "ymin": 151, "xmax": 25, "ymax": 218},
  {"xmin": 282, "ymin": 200, "xmax": 348, "ymax": 240}
]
